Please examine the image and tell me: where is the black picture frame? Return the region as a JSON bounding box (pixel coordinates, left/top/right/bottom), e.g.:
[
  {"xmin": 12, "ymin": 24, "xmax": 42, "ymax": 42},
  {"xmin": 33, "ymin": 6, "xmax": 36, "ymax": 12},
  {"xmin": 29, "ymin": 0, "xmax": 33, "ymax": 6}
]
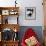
[{"xmin": 25, "ymin": 7, "xmax": 36, "ymax": 20}]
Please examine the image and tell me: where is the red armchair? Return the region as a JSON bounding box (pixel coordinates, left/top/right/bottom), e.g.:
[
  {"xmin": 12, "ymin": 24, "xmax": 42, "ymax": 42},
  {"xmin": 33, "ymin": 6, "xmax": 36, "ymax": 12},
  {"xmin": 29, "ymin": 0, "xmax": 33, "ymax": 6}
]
[{"xmin": 21, "ymin": 28, "xmax": 41, "ymax": 46}]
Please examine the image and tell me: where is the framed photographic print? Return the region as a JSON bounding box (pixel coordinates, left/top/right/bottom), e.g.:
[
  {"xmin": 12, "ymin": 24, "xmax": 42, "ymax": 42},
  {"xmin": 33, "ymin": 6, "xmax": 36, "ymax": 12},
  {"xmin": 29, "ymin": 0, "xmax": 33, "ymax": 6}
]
[
  {"xmin": 25, "ymin": 7, "xmax": 36, "ymax": 20},
  {"xmin": 8, "ymin": 16, "xmax": 18, "ymax": 24},
  {"xmin": 2, "ymin": 10, "xmax": 9, "ymax": 15}
]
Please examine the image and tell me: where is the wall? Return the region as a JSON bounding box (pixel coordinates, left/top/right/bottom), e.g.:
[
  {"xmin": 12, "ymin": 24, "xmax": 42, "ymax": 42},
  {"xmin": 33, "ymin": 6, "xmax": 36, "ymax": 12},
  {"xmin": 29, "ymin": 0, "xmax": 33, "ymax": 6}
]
[
  {"xmin": 0, "ymin": 0, "xmax": 44, "ymax": 26},
  {"xmin": 18, "ymin": 0, "xmax": 44, "ymax": 26}
]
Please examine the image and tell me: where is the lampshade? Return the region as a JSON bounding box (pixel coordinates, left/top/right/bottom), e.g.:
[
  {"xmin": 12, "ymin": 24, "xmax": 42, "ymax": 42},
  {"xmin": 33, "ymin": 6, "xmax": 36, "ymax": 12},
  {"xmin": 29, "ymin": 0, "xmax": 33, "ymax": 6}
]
[{"xmin": 13, "ymin": 29, "xmax": 17, "ymax": 32}]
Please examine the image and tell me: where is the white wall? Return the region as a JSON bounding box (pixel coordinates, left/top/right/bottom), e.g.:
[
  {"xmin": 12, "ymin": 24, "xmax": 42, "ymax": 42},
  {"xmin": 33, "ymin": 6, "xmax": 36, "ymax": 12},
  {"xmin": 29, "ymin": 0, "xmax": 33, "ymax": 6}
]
[
  {"xmin": 0, "ymin": 0, "xmax": 44, "ymax": 26},
  {"xmin": 18, "ymin": 0, "xmax": 44, "ymax": 26}
]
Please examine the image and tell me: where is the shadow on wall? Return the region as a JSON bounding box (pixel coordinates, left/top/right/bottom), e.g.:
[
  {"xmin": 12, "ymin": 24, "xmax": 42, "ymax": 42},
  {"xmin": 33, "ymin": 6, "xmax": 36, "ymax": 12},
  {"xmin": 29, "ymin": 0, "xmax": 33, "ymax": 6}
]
[{"xmin": 18, "ymin": 26, "xmax": 44, "ymax": 44}]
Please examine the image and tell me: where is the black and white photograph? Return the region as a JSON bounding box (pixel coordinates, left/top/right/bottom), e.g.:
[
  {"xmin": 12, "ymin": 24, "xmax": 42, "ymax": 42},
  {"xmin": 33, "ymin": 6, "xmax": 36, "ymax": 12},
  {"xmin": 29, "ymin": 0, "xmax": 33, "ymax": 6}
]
[{"xmin": 25, "ymin": 7, "xmax": 36, "ymax": 20}]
